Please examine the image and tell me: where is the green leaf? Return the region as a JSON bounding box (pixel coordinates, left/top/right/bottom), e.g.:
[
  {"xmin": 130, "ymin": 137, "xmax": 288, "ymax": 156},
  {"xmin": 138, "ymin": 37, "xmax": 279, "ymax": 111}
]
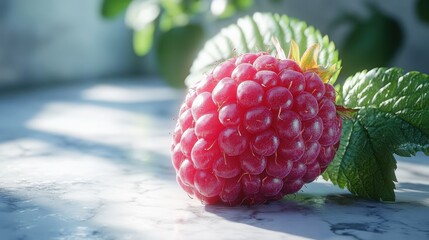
[
  {"xmin": 156, "ymin": 24, "xmax": 205, "ymax": 88},
  {"xmin": 182, "ymin": 0, "xmax": 202, "ymax": 14},
  {"xmin": 186, "ymin": 12, "xmax": 341, "ymax": 86},
  {"xmin": 233, "ymin": 0, "xmax": 254, "ymax": 10},
  {"xmin": 101, "ymin": 0, "xmax": 132, "ymax": 19},
  {"xmin": 133, "ymin": 22, "xmax": 155, "ymax": 56},
  {"xmin": 324, "ymin": 68, "xmax": 429, "ymax": 201},
  {"xmin": 160, "ymin": 0, "xmax": 185, "ymax": 18}
]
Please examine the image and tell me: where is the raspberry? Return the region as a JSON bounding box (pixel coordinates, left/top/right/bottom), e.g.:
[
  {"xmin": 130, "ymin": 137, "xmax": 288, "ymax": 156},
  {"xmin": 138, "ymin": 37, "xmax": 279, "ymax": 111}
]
[{"xmin": 171, "ymin": 42, "xmax": 342, "ymax": 205}]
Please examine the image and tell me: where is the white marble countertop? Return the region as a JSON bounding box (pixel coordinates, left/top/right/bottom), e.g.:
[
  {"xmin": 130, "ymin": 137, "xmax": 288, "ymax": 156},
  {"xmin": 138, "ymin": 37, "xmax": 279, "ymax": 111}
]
[{"xmin": 0, "ymin": 79, "xmax": 428, "ymax": 240}]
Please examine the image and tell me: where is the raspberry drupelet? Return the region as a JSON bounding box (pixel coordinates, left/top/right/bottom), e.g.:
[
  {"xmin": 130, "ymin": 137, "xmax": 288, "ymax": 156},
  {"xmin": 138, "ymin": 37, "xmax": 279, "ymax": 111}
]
[{"xmin": 172, "ymin": 41, "xmax": 341, "ymax": 205}]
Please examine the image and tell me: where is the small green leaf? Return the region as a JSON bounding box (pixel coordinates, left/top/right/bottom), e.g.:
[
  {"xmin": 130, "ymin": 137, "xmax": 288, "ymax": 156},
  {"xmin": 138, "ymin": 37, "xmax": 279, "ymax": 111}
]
[
  {"xmin": 133, "ymin": 22, "xmax": 155, "ymax": 56},
  {"xmin": 324, "ymin": 68, "xmax": 429, "ymax": 201},
  {"xmin": 233, "ymin": 0, "xmax": 253, "ymax": 10},
  {"xmin": 156, "ymin": 24, "xmax": 204, "ymax": 88},
  {"xmin": 160, "ymin": 0, "xmax": 185, "ymax": 18},
  {"xmin": 101, "ymin": 0, "xmax": 132, "ymax": 19},
  {"xmin": 186, "ymin": 12, "xmax": 341, "ymax": 86},
  {"xmin": 182, "ymin": 0, "xmax": 202, "ymax": 14}
]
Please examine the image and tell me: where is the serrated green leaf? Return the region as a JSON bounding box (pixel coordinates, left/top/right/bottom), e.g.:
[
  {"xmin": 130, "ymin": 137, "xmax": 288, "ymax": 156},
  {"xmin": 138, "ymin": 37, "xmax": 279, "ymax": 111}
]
[
  {"xmin": 324, "ymin": 68, "xmax": 429, "ymax": 201},
  {"xmin": 185, "ymin": 12, "xmax": 341, "ymax": 86},
  {"xmin": 101, "ymin": 0, "xmax": 132, "ymax": 19},
  {"xmin": 133, "ymin": 22, "xmax": 155, "ymax": 56},
  {"xmin": 344, "ymin": 68, "xmax": 429, "ymax": 140}
]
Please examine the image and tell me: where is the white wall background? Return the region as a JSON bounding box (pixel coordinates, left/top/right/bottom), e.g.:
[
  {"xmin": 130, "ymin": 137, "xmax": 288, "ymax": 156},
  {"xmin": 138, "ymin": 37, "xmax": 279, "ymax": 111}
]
[{"xmin": 0, "ymin": 0, "xmax": 139, "ymax": 87}]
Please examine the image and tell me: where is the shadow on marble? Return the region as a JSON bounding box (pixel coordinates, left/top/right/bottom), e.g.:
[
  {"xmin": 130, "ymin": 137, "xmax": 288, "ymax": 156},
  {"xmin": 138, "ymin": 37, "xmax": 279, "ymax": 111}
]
[
  {"xmin": 395, "ymin": 182, "xmax": 429, "ymax": 203},
  {"xmin": 0, "ymin": 190, "xmax": 107, "ymax": 240},
  {"xmin": 0, "ymin": 80, "xmax": 182, "ymax": 181},
  {"xmin": 399, "ymin": 182, "xmax": 429, "ymax": 192},
  {"xmin": 0, "ymin": 188, "xmax": 172, "ymax": 240},
  {"xmin": 205, "ymin": 191, "xmax": 429, "ymax": 239},
  {"xmin": 0, "ymin": 80, "xmax": 181, "ymax": 140},
  {"xmin": 203, "ymin": 193, "xmax": 351, "ymax": 239}
]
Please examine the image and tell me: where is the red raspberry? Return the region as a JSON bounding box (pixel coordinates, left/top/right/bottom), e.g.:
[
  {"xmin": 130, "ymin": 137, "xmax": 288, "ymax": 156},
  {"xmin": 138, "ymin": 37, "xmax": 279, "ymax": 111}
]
[{"xmin": 171, "ymin": 43, "xmax": 341, "ymax": 205}]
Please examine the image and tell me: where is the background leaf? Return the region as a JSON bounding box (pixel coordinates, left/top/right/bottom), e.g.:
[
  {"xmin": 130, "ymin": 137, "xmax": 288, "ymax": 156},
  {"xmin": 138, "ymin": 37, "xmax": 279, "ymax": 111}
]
[
  {"xmin": 133, "ymin": 22, "xmax": 156, "ymax": 56},
  {"xmin": 101, "ymin": 0, "xmax": 132, "ymax": 19},
  {"xmin": 156, "ymin": 24, "xmax": 205, "ymax": 88},
  {"xmin": 324, "ymin": 68, "xmax": 429, "ymax": 201},
  {"xmin": 233, "ymin": 0, "xmax": 254, "ymax": 10},
  {"xmin": 186, "ymin": 12, "xmax": 341, "ymax": 86},
  {"xmin": 181, "ymin": 0, "xmax": 202, "ymax": 14},
  {"xmin": 336, "ymin": 5, "xmax": 403, "ymax": 81},
  {"xmin": 416, "ymin": 0, "xmax": 429, "ymax": 24}
]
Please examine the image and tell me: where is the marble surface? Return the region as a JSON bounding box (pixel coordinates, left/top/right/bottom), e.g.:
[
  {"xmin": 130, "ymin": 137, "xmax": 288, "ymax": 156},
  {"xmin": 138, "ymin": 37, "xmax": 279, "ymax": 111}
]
[{"xmin": 0, "ymin": 79, "xmax": 428, "ymax": 240}]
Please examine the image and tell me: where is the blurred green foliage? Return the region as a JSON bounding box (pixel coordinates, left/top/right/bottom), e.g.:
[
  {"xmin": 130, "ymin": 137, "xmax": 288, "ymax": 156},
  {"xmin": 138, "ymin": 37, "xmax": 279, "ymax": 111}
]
[
  {"xmin": 100, "ymin": 0, "xmax": 425, "ymax": 87},
  {"xmin": 133, "ymin": 22, "xmax": 155, "ymax": 56},
  {"xmin": 156, "ymin": 24, "xmax": 204, "ymax": 88},
  {"xmin": 101, "ymin": 0, "xmax": 132, "ymax": 18},
  {"xmin": 101, "ymin": 0, "xmax": 255, "ymax": 87},
  {"xmin": 417, "ymin": 0, "xmax": 429, "ymax": 24},
  {"xmin": 331, "ymin": 4, "xmax": 403, "ymax": 82}
]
